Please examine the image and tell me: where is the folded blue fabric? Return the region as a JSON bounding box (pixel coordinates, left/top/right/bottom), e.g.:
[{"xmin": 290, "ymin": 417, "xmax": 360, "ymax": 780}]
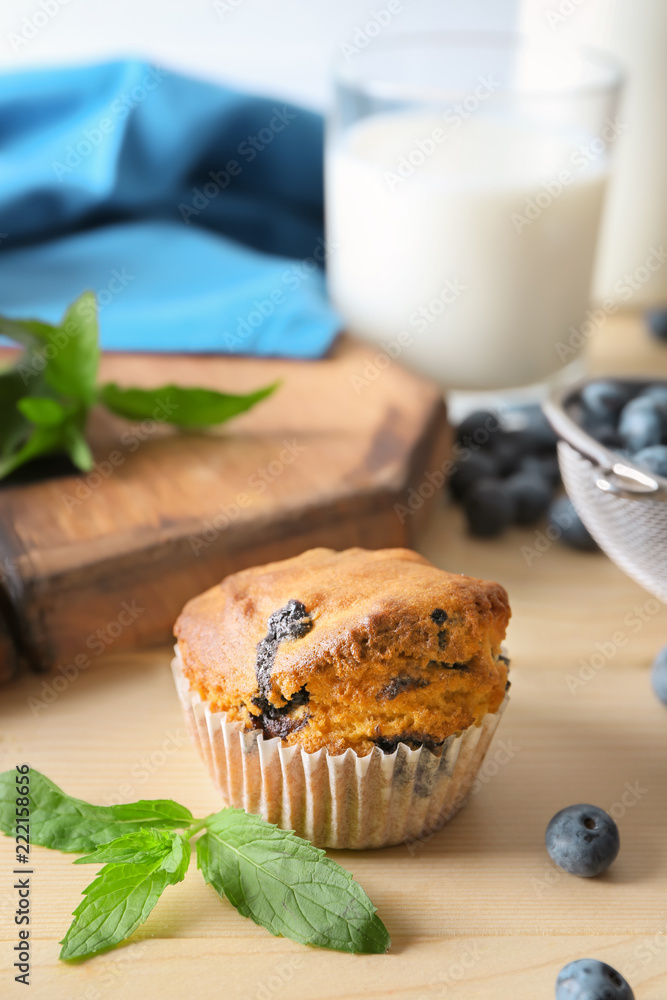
[{"xmin": 0, "ymin": 60, "xmax": 341, "ymax": 356}]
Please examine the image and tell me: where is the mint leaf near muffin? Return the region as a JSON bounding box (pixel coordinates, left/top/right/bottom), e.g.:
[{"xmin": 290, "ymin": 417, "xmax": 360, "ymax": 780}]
[
  {"xmin": 197, "ymin": 809, "xmax": 390, "ymax": 955},
  {"xmin": 0, "ymin": 768, "xmax": 390, "ymax": 958},
  {"xmin": 60, "ymin": 830, "xmax": 191, "ymax": 961},
  {"xmin": 72, "ymin": 827, "xmax": 191, "ymax": 866},
  {"xmin": 0, "ymin": 769, "xmax": 193, "ymax": 852}
]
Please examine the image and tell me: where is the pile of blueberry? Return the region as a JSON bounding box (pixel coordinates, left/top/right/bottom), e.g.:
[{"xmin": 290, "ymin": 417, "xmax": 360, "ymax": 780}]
[
  {"xmin": 575, "ymin": 378, "xmax": 667, "ymax": 477},
  {"xmin": 451, "ymin": 405, "xmax": 596, "ymax": 549}
]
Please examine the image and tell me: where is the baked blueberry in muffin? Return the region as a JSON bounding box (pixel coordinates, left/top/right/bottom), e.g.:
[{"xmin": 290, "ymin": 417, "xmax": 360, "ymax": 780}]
[{"xmin": 174, "ymin": 547, "xmax": 510, "ymax": 756}]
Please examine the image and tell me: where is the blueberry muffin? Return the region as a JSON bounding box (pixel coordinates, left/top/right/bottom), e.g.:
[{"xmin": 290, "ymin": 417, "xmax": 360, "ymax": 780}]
[{"xmin": 173, "ymin": 547, "xmax": 511, "ymax": 848}]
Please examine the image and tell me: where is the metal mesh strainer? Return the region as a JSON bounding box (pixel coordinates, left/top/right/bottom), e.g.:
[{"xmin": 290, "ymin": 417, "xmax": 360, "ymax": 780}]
[{"xmin": 543, "ymin": 379, "xmax": 667, "ymax": 602}]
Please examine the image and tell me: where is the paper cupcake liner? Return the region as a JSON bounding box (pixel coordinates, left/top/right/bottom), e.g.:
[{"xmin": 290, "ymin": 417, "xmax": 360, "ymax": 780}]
[{"xmin": 172, "ymin": 651, "xmax": 508, "ymax": 849}]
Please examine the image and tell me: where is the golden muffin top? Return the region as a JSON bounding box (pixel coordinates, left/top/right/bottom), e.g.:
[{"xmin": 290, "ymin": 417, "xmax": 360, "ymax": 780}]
[{"xmin": 174, "ymin": 547, "xmax": 510, "ymax": 755}]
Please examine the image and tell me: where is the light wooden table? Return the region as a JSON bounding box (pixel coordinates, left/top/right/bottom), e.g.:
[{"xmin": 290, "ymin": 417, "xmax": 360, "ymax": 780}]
[{"xmin": 2, "ymin": 313, "xmax": 667, "ymax": 1000}]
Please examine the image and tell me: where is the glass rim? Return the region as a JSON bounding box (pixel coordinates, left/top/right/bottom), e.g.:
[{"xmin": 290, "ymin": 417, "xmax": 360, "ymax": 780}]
[{"xmin": 333, "ymin": 31, "xmax": 624, "ymax": 104}]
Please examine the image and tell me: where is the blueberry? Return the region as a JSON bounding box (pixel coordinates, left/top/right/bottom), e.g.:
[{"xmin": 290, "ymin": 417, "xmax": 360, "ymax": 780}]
[
  {"xmin": 504, "ymin": 471, "xmax": 553, "ymax": 525},
  {"xmin": 455, "ymin": 409, "xmax": 501, "ymax": 448},
  {"xmin": 489, "ymin": 432, "xmax": 526, "ymax": 476},
  {"xmin": 549, "ymin": 496, "xmax": 598, "ymax": 552},
  {"xmin": 618, "ymin": 397, "xmax": 663, "ymax": 451},
  {"xmin": 488, "ymin": 427, "xmax": 552, "ymax": 478},
  {"xmin": 646, "ymin": 308, "xmax": 667, "ymax": 342},
  {"xmin": 580, "ymin": 413, "xmax": 623, "ymax": 449},
  {"xmin": 633, "ymin": 444, "xmax": 667, "ymax": 477},
  {"xmin": 580, "ymin": 380, "xmax": 632, "ymax": 420},
  {"xmin": 507, "ymin": 403, "xmax": 560, "ymax": 450},
  {"xmin": 462, "ymin": 478, "xmax": 514, "ymax": 537},
  {"xmin": 555, "ymin": 959, "xmax": 634, "ymax": 1000},
  {"xmin": 513, "ymin": 425, "xmax": 558, "ymax": 455},
  {"xmin": 449, "ymin": 451, "xmax": 499, "ymax": 499},
  {"xmin": 546, "ymin": 804, "xmax": 620, "ymax": 877},
  {"xmin": 639, "ymin": 383, "xmax": 667, "ymax": 408},
  {"xmin": 520, "ymin": 453, "xmax": 561, "ymax": 488},
  {"xmin": 650, "ymin": 645, "xmax": 667, "ymax": 705},
  {"xmin": 594, "ymin": 426, "xmax": 623, "ymax": 449}
]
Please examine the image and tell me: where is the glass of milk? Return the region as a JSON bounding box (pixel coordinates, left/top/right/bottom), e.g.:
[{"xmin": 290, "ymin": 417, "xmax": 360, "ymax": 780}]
[{"xmin": 326, "ymin": 34, "xmax": 622, "ymax": 397}]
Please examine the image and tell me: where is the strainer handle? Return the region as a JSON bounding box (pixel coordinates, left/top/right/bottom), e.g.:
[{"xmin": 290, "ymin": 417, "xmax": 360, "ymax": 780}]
[
  {"xmin": 545, "ymin": 381, "xmax": 667, "ymax": 503},
  {"xmin": 595, "ymin": 462, "xmax": 667, "ymax": 500}
]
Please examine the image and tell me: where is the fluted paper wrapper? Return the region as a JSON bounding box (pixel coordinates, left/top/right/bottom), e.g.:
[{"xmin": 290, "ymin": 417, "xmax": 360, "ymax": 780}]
[{"xmin": 172, "ymin": 652, "xmax": 507, "ymax": 849}]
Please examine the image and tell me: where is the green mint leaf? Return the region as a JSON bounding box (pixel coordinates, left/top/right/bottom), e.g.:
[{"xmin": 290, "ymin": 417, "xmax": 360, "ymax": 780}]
[
  {"xmin": 0, "ymin": 315, "xmax": 57, "ymax": 351},
  {"xmin": 0, "ymin": 770, "xmax": 193, "ymax": 852},
  {"xmin": 98, "ymin": 380, "xmax": 279, "ymax": 428},
  {"xmin": 0, "ymin": 424, "xmax": 66, "ymax": 480},
  {"xmin": 43, "ymin": 292, "xmax": 100, "ymax": 406},
  {"xmin": 0, "ymin": 293, "xmax": 99, "ymax": 479},
  {"xmin": 73, "ymin": 828, "xmax": 183, "ymax": 865},
  {"xmin": 16, "ymin": 396, "xmax": 67, "ymax": 427},
  {"xmin": 0, "ymin": 370, "xmax": 33, "ymax": 460},
  {"xmin": 0, "ymin": 294, "xmax": 99, "ymax": 406},
  {"xmin": 0, "ymin": 413, "xmax": 93, "ymax": 479},
  {"xmin": 196, "ymin": 809, "xmax": 390, "ymax": 954},
  {"xmin": 60, "ymin": 831, "xmax": 190, "ymax": 960},
  {"xmin": 61, "ymin": 419, "xmax": 95, "ymax": 471}
]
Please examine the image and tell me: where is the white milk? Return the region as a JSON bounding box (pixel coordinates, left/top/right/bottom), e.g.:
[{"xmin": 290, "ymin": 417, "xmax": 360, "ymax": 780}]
[{"xmin": 326, "ymin": 112, "xmax": 608, "ymax": 390}]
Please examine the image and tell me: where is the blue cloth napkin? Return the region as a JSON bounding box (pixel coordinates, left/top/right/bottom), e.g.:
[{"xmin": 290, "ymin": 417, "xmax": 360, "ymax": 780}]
[{"xmin": 0, "ymin": 60, "xmax": 341, "ymax": 356}]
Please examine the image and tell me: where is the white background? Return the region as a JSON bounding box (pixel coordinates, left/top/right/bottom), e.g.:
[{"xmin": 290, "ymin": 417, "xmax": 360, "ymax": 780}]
[{"xmin": 0, "ymin": 0, "xmax": 518, "ymax": 108}]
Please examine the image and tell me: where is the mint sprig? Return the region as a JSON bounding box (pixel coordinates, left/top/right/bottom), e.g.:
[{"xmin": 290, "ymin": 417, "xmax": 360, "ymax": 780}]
[
  {"xmin": 0, "ymin": 291, "xmax": 278, "ymax": 480},
  {"xmin": 0, "ymin": 769, "xmax": 390, "ymax": 960}
]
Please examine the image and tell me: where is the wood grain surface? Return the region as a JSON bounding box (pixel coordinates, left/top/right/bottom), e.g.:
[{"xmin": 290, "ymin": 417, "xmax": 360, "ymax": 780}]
[{"xmin": 1, "ymin": 312, "xmax": 666, "ymax": 1000}]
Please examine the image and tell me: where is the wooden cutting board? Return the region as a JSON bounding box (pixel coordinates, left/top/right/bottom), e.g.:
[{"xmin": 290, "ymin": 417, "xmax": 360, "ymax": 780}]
[{"xmin": 0, "ymin": 335, "xmax": 450, "ymax": 678}]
